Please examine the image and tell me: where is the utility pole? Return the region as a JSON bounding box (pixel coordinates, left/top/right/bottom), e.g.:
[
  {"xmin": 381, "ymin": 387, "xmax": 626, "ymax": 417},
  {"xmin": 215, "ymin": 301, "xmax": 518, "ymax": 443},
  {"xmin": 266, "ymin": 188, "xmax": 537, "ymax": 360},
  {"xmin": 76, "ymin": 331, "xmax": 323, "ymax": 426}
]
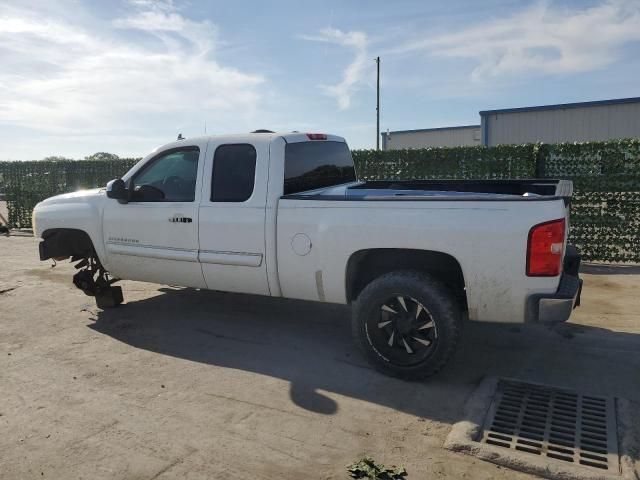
[{"xmin": 375, "ymin": 56, "xmax": 380, "ymax": 150}]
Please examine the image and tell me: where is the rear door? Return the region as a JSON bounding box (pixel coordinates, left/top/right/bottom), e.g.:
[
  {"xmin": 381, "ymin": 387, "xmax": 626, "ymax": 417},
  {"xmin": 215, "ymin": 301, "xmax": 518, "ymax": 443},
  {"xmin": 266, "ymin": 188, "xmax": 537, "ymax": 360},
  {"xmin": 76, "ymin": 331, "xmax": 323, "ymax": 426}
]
[
  {"xmin": 102, "ymin": 143, "xmax": 207, "ymax": 288},
  {"xmin": 198, "ymin": 139, "xmax": 270, "ymax": 295}
]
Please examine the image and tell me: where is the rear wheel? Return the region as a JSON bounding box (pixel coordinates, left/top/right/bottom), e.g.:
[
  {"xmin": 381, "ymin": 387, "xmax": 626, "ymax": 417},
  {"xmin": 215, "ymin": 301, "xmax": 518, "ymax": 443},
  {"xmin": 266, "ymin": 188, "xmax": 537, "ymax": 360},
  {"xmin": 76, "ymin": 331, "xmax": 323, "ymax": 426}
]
[{"xmin": 351, "ymin": 271, "xmax": 462, "ymax": 380}]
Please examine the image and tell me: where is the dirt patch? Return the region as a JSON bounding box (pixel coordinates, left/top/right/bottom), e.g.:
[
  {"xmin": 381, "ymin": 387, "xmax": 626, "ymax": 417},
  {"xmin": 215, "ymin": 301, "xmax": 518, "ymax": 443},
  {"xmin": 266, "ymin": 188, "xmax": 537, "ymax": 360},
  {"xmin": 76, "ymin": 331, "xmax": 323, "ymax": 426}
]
[{"xmin": 21, "ymin": 267, "xmax": 74, "ymax": 285}]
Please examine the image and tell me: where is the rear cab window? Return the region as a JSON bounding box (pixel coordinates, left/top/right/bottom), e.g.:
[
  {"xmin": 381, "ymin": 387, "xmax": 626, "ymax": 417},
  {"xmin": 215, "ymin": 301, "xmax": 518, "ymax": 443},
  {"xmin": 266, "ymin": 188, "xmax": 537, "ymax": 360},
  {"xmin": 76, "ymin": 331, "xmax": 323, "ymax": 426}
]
[{"xmin": 284, "ymin": 141, "xmax": 356, "ymax": 195}]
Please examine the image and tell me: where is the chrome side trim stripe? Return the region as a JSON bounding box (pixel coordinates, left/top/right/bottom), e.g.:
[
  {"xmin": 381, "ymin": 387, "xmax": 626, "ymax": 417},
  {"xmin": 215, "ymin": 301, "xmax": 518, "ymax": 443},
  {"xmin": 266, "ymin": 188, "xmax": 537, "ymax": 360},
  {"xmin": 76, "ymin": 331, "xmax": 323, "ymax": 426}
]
[
  {"xmin": 106, "ymin": 241, "xmax": 198, "ymax": 262},
  {"xmin": 315, "ymin": 270, "xmax": 325, "ymax": 302},
  {"xmin": 199, "ymin": 250, "xmax": 263, "ymax": 267},
  {"xmin": 105, "ymin": 242, "xmax": 263, "ymax": 267}
]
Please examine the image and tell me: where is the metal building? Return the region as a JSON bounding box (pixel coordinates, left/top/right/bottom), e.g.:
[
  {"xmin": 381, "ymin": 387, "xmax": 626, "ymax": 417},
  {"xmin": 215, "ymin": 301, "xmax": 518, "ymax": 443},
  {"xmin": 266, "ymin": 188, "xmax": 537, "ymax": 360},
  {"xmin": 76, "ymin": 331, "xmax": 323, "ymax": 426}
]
[
  {"xmin": 382, "ymin": 125, "xmax": 481, "ymax": 150},
  {"xmin": 480, "ymin": 97, "xmax": 640, "ymax": 146},
  {"xmin": 382, "ymin": 97, "xmax": 640, "ymax": 149}
]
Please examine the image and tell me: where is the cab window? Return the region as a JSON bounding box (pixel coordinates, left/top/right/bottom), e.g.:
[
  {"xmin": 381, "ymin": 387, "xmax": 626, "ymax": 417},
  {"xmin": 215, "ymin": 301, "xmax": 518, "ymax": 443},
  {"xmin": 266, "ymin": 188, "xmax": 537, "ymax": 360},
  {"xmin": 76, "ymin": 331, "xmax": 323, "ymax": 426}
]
[
  {"xmin": 284, "ymin": 141, "xmax": 356, "ymax": 195},
  {"xmin": 132, "ymin": 147, "xmax": 199, "ymax": 202},
  {"xmin": 210, "ymin": 144, "xmax": 256, "ymax": 202}
]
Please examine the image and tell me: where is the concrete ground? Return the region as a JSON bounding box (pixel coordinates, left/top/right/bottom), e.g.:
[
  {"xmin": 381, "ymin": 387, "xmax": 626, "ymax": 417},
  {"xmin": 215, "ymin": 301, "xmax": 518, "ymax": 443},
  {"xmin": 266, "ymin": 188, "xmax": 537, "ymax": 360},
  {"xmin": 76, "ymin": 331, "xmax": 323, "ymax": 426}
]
[{"xmin": 1, "ymin": 234, "xmax": 639, "ymax": 479}]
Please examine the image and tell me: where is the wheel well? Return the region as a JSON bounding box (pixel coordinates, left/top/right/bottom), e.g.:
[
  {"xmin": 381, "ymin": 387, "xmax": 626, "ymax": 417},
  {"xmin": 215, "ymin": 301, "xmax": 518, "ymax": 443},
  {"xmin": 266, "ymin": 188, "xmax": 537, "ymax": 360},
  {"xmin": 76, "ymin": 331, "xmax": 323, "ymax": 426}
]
[
  {"xmin": 346, "ymin": 249, "xmax": 467, "ymax": 308},
  {"xmin": 40, "ymin": 228, "xmax": 95, "ymax": 260}
]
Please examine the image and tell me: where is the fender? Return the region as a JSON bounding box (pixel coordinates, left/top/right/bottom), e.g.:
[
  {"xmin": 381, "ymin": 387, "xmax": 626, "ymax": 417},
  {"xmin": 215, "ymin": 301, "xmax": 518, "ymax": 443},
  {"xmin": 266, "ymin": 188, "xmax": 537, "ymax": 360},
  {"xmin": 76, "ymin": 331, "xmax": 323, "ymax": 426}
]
[{"xmin": 33, "ymin": 189, "xmax": 108, "ymax": 267}]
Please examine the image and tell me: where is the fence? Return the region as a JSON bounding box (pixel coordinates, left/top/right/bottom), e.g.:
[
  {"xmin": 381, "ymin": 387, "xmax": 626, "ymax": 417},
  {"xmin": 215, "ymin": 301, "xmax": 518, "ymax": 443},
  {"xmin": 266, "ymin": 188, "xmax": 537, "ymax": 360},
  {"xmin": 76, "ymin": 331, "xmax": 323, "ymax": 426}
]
[
  {"xmin": 0, "ymin": 159, "xmax": 139, "ymax": 228},
  {"xmin": 352, "ymin": 144, "xmax": 539, "ymax": 180},
  {"xmin": 544, "ymin": 141, "xmax": 640, "ymax": 263},
  {"xmin": 1, "ymin": 140, "xmax": 639, "ymax": 262}
]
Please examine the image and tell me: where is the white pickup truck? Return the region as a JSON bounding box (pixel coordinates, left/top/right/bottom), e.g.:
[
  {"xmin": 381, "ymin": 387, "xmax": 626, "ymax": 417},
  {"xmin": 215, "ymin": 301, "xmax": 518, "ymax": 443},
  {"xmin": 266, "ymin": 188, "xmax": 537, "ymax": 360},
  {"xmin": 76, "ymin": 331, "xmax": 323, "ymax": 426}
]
[{"xmin": 33, "ymin": 131, "xmax": 582, "ymax": 379}]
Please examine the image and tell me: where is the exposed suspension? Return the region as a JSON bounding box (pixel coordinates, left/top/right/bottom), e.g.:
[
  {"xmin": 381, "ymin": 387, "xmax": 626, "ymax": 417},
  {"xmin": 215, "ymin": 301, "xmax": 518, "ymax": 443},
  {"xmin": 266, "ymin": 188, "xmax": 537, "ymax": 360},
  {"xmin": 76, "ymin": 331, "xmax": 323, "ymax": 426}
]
[{"xmin": 72, "ymin": 255, "xmax": 123, "ymax": 308}]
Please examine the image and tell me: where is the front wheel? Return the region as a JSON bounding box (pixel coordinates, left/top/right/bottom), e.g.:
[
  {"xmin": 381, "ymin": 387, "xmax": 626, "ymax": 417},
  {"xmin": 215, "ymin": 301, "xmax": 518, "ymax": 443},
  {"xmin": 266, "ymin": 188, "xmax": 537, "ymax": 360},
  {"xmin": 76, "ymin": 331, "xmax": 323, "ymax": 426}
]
[{"xmin": 351, "ymin": 271, "xmax": 462, "ymax": 380}]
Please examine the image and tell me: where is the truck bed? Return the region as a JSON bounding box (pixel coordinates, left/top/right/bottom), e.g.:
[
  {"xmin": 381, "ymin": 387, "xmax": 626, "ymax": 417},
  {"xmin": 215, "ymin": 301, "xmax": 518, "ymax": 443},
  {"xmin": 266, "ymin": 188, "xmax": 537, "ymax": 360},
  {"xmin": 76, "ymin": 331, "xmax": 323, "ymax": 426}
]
[
  {"xmin": 283, "ymin": 179, "xmax": 573, "ymax": 203},
  {"xmin": 276, "ymin": 177, "xmax": 572, "ymax": 323}
]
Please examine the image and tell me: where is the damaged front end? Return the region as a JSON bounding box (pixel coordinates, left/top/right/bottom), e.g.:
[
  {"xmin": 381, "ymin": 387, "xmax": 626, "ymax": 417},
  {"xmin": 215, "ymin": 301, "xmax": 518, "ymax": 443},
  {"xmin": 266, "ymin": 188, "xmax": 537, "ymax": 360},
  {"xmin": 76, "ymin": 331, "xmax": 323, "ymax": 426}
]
[
  {"xmin": 39, "ymin": 229, "xmax": 123, "ymax": 308},
  {"xmin": 72, "ymin": 257, "xmax": 123, "ymax": 309}
]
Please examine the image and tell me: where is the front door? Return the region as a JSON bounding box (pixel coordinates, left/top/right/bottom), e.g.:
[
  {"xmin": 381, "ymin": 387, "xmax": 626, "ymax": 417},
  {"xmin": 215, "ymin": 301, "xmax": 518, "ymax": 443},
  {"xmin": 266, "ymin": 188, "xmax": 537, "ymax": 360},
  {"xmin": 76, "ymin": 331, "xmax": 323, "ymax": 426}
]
[
  {"xmin": 102, "ymin": 143, "xmax": 207, "ymax": 288},
  {"xmin": 198, "ymin": 140, "xmax": 270, "ymax": 295}
]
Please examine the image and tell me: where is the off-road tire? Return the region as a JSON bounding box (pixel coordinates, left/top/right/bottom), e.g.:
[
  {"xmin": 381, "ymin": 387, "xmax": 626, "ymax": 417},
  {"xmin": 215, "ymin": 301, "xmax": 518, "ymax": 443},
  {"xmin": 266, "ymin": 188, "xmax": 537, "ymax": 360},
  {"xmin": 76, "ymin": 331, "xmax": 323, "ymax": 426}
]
[{"xmin": 351, "ymin": 270, "xmax": 462, "ymax": 380}]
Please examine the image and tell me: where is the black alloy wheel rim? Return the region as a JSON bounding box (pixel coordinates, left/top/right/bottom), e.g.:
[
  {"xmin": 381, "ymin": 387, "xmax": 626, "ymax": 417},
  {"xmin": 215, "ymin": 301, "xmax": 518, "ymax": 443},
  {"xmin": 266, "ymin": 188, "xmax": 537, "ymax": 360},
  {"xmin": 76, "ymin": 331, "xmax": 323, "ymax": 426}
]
[{"xmin": 366, "ymin": 295, "xmax": 438, "ymax": 366}]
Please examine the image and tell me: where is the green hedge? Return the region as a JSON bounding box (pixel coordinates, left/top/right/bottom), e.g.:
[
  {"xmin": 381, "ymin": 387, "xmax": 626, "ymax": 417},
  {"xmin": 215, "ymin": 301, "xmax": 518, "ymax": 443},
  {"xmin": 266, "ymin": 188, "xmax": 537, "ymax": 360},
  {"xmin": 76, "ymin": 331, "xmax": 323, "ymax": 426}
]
[
  {"xmin": 545, "ymin": 140, "xmax": 640, "ymax": 263},
  {"xmin": 0, "ymin": 159, "xmax": 139, "ymax": 228},
  {"xmin": 1, "ymin": 140, "xmax": 639, "ymax": 263},
  {"xmin": 352, "ymin": 144, "xmax": 539, "ymax": 180}
]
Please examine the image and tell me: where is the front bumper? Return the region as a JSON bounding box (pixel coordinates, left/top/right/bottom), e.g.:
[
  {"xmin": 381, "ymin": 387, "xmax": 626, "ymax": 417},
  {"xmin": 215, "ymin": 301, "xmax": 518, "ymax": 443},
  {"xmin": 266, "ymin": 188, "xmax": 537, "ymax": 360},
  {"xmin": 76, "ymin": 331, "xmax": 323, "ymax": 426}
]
[{"xmin": 526, "ymin": 246, "xmax": 582, "ymax": 324}]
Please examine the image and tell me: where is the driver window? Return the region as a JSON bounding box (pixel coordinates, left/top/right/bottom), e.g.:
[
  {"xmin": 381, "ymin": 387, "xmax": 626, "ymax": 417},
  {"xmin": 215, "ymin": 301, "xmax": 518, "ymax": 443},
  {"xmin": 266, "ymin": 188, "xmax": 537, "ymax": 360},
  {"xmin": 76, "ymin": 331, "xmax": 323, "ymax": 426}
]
[{"xmin": 132, "ymin": 148, "xmax": 200, "ymax": 202}]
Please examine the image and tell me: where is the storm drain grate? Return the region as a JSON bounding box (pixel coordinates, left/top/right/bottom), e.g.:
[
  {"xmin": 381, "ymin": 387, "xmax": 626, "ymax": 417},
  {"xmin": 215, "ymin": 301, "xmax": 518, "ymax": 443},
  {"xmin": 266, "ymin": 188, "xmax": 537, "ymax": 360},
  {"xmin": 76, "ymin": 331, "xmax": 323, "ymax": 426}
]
[{"xmin": 480, "ymin": 379, "xmax": 619, "ymax": 473}]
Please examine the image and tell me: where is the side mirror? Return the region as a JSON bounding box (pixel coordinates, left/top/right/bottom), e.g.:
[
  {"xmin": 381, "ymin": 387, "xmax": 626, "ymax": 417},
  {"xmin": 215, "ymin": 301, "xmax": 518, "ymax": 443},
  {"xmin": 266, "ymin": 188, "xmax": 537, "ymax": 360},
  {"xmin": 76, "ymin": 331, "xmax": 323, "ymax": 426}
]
[{"xmin": 106, "ymin": 178, "xmax": 128, "ymax": 203}]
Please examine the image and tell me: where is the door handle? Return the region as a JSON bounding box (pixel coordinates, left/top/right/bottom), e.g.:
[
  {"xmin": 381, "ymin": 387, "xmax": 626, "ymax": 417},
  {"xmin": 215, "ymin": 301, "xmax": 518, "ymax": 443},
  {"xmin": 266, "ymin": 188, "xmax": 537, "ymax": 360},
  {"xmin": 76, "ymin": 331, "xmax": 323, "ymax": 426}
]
[{"xmin": 169, "ymin": 215, "xmax": 192, "ymax": 223}]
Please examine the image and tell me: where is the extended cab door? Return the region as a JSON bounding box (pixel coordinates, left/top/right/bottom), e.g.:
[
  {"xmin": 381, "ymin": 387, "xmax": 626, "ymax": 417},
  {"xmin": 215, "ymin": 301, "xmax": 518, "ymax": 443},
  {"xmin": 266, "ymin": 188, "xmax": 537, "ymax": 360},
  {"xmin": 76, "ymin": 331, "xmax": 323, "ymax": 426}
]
[
  {"xmin": 198, "ymin": 139, "xmax": 270, "ymax": 295},
  {"xmin": 102, "ymin": 143, "xmax": 207, "ymax": 288}
]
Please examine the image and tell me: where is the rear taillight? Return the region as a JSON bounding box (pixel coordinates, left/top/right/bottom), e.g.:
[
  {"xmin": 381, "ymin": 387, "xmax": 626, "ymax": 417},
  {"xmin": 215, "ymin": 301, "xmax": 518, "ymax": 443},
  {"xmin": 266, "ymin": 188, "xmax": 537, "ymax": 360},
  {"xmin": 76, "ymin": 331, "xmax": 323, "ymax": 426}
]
[
  {"xmin": 306, "ymin": 133, "xmax": 327, "ymax": 140},
  {"xmin": 526, "ymin": 219, "xmax": 565, "ymax": 276}
]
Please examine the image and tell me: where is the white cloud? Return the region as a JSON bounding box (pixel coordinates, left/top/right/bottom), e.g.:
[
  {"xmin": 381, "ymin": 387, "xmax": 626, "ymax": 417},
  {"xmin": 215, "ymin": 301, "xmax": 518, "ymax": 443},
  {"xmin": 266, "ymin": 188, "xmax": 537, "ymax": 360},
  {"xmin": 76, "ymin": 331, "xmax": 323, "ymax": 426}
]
[
  {"xmin": 302, "ymin": 28, "xmax": 370, "ymax": 110},
  {"xmin": 0, "ymin": 1, "xmax": 265, "ymax": 153},
  {"xmin": 396, "ymin": 0, "xmax": 640, "ymax": 81},
  {"xmin": 114, "ymin": 0, "xmax": 217, "ymax": 53}
]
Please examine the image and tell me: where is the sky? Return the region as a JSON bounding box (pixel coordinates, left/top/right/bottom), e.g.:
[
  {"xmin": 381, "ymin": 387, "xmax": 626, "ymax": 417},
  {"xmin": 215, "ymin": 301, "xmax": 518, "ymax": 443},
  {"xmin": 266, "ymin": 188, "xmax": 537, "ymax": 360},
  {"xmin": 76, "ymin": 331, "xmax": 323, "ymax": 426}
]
[{"xmin": 1, "ymin": 0, "xmax": 640, "ymax": 159}]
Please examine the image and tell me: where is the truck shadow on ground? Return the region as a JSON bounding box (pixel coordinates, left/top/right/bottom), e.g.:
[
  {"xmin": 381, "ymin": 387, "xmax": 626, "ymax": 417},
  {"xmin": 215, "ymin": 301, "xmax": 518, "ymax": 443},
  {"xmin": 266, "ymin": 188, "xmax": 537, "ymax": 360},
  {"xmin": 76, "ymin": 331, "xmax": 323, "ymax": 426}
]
[{"xmin": 90, "ymin": 286, "xmax": 640, "ymax": 424}]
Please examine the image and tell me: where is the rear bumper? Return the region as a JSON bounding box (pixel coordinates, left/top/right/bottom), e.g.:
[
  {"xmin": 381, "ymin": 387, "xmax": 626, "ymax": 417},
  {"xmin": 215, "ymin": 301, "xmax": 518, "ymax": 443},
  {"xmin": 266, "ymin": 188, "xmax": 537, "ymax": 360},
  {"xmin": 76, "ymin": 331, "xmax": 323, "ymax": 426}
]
[{"xmin": 526, "ymin": 246, "xmax": 582, "ymax": 324}]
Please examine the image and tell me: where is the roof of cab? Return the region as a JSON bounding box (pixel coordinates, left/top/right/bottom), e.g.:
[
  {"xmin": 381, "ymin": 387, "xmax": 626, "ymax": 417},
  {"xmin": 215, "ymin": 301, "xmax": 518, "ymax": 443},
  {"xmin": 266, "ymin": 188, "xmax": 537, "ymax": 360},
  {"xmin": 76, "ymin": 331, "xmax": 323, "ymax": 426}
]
[
  {"xmin": 167, "ymin": 132, "xmax": 345, "ymax": 144},
  {"xmin": 148, "ymin": 132, "xmax": 346, "ymax": 157}
]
